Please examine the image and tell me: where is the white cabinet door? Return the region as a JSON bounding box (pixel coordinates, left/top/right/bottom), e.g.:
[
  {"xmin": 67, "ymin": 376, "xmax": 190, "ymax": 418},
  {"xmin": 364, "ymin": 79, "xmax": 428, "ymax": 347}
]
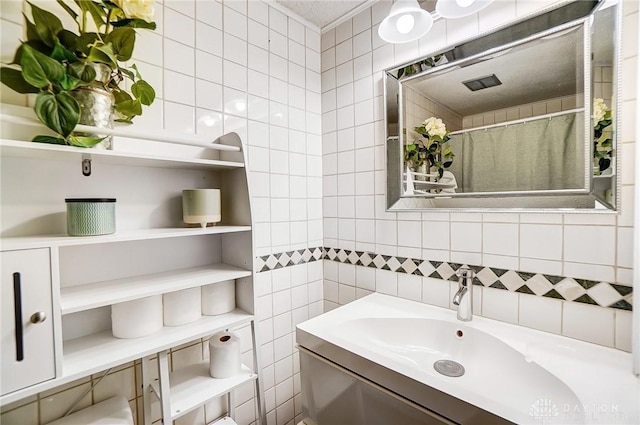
[{"xmin": 1, "ymin": 249, "xmax": 55, "ymax": 395}]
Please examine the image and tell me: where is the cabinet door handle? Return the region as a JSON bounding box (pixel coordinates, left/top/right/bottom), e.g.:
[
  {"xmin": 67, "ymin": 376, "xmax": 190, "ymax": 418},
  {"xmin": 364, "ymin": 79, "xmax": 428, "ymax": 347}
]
[
  {"xmin": 12, "ymin": 272, "xmax": 24, "ymax": 362},
  {"xmin": 30, "ymin": 312, "xmax": 47, "ymax": 324}
]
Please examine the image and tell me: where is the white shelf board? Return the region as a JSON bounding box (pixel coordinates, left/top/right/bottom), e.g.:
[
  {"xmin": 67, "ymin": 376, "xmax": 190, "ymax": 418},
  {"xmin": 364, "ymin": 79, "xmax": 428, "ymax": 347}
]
[
  {"xmin": 0, "ymin": 139, "xmax": 244, "ymax": 170},
  {"xmin": 151, "ymin": 363, "xmax": 256, "ymax": 420},
  {"xmin": 0, "ymin": 226, "xmax": 251, "ymax": 250},
  {"xmin": 61, "ymin": 264, "xmax": 252, "ymax": 315},
  {"xmin": 0, "ymin": 310, "xmax": 254, "ymax": 406},
  {"xmin": 211, "ymin": 417, "xmax": 238, "ymax": 425}
]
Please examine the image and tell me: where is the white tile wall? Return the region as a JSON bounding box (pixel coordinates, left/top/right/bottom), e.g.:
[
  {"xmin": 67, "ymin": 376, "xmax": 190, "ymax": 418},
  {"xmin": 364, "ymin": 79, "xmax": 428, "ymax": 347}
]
[
  {"xmin": 0, "ymin": 0, "xmax": 322, "ymax": 424},
  {"xmin": 321, "ymin": 0, "xmax": 637, "ymax": 354},
  {"xmin": 0, "ymin": 0, "xmax": 638, "ymax": 423}
]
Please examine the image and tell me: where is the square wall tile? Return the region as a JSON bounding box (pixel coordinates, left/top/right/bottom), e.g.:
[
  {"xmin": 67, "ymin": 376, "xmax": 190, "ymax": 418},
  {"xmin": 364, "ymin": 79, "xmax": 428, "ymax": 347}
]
[
  {"xmin": 615, "ymin": 310, "xmax": 633, "ymax": 352},
  {"xmin": 335, "ymin": 19, "xmax": 353, "ymax": 44},
  {"xmin": 481, "ymin": 287, "xmax": 519, "ymax": 324},
  {"xmin": 249, "ymin": 21, "xmax": 270, "ymax": 50},
  {"xmin": 195, "ymin": 22, "xmax": 222, "ymax": 56},
  {"xmin": 335, "ymin": 40, "xmax": 353, "ymax": 65},
  {"xmin": 375, "ymin": 269, "xmax": 398, "ymax": 296},
  {"xmin": 164, "ymin": 70, "xmax": 195, "ymax": 105},
  {"xmin": 164, "ymin": 101, "xmax": 195, "ymax": 133},
  {"xmin": 483, "ymin": 223, "xmax": 518, "ymax": 256},
  {"xmin": 520, "ymin": 224, "xmax": 562, "ymax": 261},
  {"xmin": 421, "ymin": 277, "xmax": 450, "ymax": 308},
  {"xmin": 307, "ymin": 27, "xmax": 321, "ymax": 52},
  {"xmin": 564, "ymin": 225, "xmax": 616, "ymax": 265},
  {"xmin": 450, "ymin": 222, "xmax": 481, "ymax": 252},
  {"xmin": 376, "ymin": 219, "xmax": 397, "ymax": 246},
  {"xmin": 0, "ymin": 0, "xmax": 22, "ymax": 25},
  {"xmin": 518, "ymin": 294, "xmax": 562, "ymax": 334},
  {"xmin": 165, "ymin": 8, "xmax": 195, "ymax": 46},
  {"xmin": 398, "ymin": 220, "xmax": 421, "ymax": 248},
  {"xmin": 224, "ymin": 33, "xmax": 248, "ymax": 66},
  {"xmin": 339, "ymin": 284, "xmax": 356, "ymax": 305},
  {"xmin": 270, "ymin": 6, "xmax": 288, "ymax": 35},
  {"xmin": 398, "ymin": 273, "xmax": 422, "ymax": 302},
  {"xmin": 196, "ymin": 0, "xmax": 222, "ymax": 29},
  {"xmin": 196, "ymin": 50, "xmax": 222, "ymax": 84},
  {"xmin": 353, "ymin": 30, "xmax": 372, "ymax": 58},
  {"xmin": 224, "ymin": 6, "xmax": 247, "ymax": 40},
  {"xmin": 562, "ymin": 302, "xmax": 614, "ymax": 347},
  {"xmin": 195, "ymin": 79, "xmax": 222, "ymax": 111},
  {"xmin": 353, "ymin": 9, "xmax": 372, "ymax": 34}
]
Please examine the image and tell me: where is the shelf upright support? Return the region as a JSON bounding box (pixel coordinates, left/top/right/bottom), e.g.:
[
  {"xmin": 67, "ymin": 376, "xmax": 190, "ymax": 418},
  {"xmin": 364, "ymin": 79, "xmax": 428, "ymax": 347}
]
[
  {"xmin": 251, "ymin": 320, "xmax": 267, "ymax": 425},
  {"xmin": 141, "ymin": 355, "xmax": 154, "ymax": 425},
  {"xmin": 227, "ymin": 387, "xmax": 236, "ymax": 419},
  {"xmin": 156, "ymin": 350, "xmax": 173, "ymax": 424}
]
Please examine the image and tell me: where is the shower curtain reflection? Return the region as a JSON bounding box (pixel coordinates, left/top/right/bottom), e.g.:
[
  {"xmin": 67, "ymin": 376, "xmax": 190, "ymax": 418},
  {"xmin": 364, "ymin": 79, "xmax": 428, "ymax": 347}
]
[{"xmin": 447, "ymin": 112, "xmax": 584, "ymax": 193}]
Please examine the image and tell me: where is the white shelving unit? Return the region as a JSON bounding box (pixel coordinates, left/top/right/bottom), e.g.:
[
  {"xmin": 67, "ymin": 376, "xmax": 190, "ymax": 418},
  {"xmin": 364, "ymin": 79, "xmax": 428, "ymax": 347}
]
[
  {"xmin": 60, "ymin": 264, "xmax": 252, "ymax": 314},
  {"xmin": 0, "ymin": 226, "xmax": 251, "ymax": 250},
  {"xmin": 0, "ymin": 139, "xmax": 244, "ymax": 170},
  {"xmin": 150, "ymin": 363, "xmax": 256, "ymax": 420},
  {"xmin": 0, "ymin": 133, "xmax": 265, "ymax": 425},
  {"xmin": 64, "ymin": 311, "xmax": 254, "ymax": 379}
]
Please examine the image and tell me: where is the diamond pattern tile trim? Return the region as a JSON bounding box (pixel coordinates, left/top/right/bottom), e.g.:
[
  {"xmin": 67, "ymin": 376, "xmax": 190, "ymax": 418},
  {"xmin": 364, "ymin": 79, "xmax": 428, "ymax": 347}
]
[{"xmin": 255, "ymin": 247, "xmax": 632, "ymax": 311}]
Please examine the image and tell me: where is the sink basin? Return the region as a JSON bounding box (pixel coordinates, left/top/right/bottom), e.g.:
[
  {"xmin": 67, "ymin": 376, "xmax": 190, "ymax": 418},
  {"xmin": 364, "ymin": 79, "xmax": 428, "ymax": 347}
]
[
  {"xmin": 297, "ymin": 293, "xmax": 640, "ymax": 425},
  {"xmin": 333, "ymin": 317, "xmax": 584, "ymax": 424}
]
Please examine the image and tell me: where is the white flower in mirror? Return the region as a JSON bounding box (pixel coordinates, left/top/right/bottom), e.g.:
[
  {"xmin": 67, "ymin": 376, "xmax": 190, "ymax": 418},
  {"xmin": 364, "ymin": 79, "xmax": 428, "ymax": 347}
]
[{"xmin": 421, "ymin": 117, "xmax": 447, "ymax": 138}]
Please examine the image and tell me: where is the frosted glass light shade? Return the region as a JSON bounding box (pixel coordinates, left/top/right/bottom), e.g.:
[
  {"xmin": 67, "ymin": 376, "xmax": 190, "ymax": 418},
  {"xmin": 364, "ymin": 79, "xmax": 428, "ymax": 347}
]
[
  {"xmin": 378, "ymin": 0, "xmax": 434, "ymax": 44},
  {"xmin": 436, "ymin": 0, "xmax": 494, "ymax": 18}
]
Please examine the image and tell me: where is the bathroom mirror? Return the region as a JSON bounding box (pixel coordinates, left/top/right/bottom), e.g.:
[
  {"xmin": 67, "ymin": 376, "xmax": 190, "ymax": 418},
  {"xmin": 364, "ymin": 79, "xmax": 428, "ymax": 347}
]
[{"xmin": 384, "ymin": 0, "xmax": 620, "ymax": 210}]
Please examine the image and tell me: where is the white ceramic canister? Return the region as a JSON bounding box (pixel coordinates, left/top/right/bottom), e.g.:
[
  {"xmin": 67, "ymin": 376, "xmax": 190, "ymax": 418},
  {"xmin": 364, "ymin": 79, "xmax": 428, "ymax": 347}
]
[
  {"xmin": 163, "ymin": 287, "xmax": 202, "ymax": 326},
  {"xmin": 111, "ymin": 295, "xmax": 163, "ymax": 339},
  {"xmin": 66, "ymin": 198, "xmax": 116, "ymax": 236},
  {"xmin": 201, "ymin": 280, "xmax": 236, "ymax": 315},
  {"xmin": 182, "ymin": 189, "xmax": 221, "ymax": 228}
]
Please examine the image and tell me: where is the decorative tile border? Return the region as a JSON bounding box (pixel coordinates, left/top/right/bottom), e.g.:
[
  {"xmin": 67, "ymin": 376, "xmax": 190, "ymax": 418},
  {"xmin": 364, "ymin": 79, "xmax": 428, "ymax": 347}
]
[
  {"xmin": 256, "ymin": 247, "xmax": 324, "ymax": 272},
  {"xmin": 256, "ymin": 247, "xmax": 633, "ymax": 311}
]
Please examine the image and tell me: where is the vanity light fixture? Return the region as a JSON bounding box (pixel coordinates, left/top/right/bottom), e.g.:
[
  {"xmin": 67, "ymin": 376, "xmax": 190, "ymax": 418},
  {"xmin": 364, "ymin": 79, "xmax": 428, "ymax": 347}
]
[
  {"xmin": 435, "ymin": 0, "xmax": 494, "ymax": 19},
  {"xmin": 378, "ymin": 0, "xmax": 434, "ymax": 44}
]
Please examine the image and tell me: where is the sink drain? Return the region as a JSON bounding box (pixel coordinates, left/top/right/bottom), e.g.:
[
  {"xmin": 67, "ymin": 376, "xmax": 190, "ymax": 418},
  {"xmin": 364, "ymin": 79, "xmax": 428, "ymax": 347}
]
[{"xmin": 433, "ymin": 360, "xmax": 465, "ymax": 377}]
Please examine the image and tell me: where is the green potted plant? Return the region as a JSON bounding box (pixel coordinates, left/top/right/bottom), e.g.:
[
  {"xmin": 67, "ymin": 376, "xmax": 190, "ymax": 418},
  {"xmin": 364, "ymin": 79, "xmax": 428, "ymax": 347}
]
[
  {"xmin": 0, "ymin": 0, "xmax": 156, "ymax": 147},
  {"xmin": 593, "ymin": 97, "xmax": 613, "ymax": 175},
  {"xmin": 406, "ymin": 116, "xmax": 454, "ymax": 179}
]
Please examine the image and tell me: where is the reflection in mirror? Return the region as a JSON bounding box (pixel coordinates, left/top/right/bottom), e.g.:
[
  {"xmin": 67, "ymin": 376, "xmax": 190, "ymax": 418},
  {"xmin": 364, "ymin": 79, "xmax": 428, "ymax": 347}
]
[
  {"xmin": 591, "ymin": 2, "xmax": 617, "ymax": 209},
  {"xmin": 384, "ymin": 0, "xmax": 620, "ymax": 211}
]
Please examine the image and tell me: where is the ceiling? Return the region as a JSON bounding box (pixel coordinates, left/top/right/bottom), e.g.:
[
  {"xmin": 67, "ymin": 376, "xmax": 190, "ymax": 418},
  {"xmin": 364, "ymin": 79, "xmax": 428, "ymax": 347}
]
[
  {"xmin": 406, "ymin": 24, "xmax": 584, "ymax": 117},
  {"xmin": 275, "ymin": 0, "xmax": 436, "ymax": 30},
  {"xmin": 275, "ymin": 0, "xmax": 370, "ymax": 28}
]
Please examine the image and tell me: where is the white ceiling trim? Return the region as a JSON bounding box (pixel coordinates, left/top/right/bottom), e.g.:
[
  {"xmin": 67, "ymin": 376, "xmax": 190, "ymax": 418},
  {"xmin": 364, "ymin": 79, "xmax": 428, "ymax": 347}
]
[
  {"xmin": 266, "ymin": 0, "xmax": 322, "ymax": 33},
  {"xmin": 320, "ymin": 0, "xmax": 379, "ymax": 32}
]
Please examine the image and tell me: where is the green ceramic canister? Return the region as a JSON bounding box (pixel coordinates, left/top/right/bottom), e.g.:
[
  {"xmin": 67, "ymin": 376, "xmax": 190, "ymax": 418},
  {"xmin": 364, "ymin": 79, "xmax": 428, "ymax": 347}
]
[{"xmin": 66, "ymin": 198, "xmax": 116, "ymax": 236}]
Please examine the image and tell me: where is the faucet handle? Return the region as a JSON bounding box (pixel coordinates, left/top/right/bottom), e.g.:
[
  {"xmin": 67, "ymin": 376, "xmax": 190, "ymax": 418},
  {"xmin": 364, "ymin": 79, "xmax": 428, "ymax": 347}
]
[{"xmin": 455, "ymin": 267, "xmax": 475, "ymax": 279}]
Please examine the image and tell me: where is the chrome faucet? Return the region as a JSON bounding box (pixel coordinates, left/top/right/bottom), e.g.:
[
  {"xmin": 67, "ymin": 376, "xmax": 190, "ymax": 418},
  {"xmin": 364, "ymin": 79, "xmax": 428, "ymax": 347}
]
[{"xmin": 453, "ymin": 267, "xmax": 475, "ymax": 321}]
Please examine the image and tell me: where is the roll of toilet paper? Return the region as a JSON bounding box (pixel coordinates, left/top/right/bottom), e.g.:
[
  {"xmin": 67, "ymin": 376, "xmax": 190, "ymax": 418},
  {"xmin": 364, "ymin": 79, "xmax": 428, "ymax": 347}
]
[
  {"xmin": 209, "ymin": 331, "xmax": 241, "ymax": 378},
  {"xmin": 112, "ymin": 295, "xmax": 163, "ymax": 339},
  {"xmin": 163, "ymin": 287, "xmax": 202, "ymax": 326},
  {"xmin": 201, "ymin": 280, "xmax": 236, "ymax": 315}
]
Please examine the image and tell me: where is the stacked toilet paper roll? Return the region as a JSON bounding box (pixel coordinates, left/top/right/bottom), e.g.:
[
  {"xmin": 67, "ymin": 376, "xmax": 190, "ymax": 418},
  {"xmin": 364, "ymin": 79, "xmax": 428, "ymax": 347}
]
[
  {"xmin": 111, "ymin": 295, "xmax": 163, "ymax": 339},
  {"xmin": 202, "ymin": 280, "xmax": 235, "ymax": 315},
  {"xmin": 209, "ymin": 331, "xmax": 241, "ymax": 378},
  {"xmin": 163, "ymin": 287, "xmax": 201, "ymax": 326}
]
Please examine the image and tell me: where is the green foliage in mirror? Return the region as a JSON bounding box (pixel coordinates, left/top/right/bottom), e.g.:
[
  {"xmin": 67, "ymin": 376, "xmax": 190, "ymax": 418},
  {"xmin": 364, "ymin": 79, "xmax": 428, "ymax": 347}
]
[
  {"xmin": 408, "ymin": 117, "xmax": 455, "ymax": 179},
  {"xmin": 593, "ymin": 98, "xmax": 613, "ymax": 175}
]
